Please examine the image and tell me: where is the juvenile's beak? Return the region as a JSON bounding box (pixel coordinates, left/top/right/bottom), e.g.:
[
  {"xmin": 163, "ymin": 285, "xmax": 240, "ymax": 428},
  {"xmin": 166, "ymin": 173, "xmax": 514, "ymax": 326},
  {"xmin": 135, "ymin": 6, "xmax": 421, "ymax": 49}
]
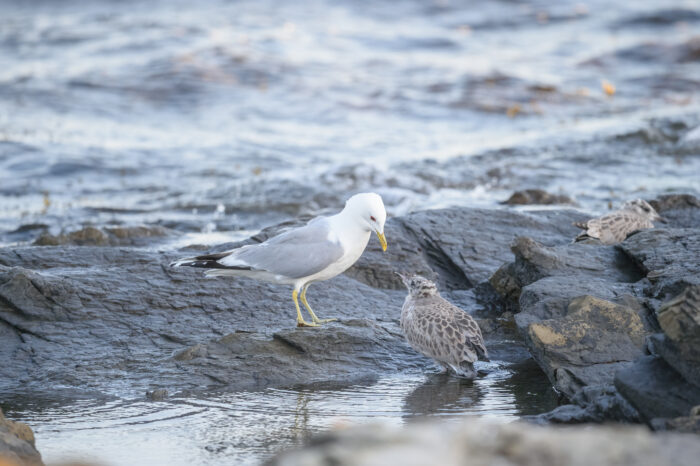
[
  {"xmin": 376, "ymin": 231, "xmax": 388, "ymax": 251},
  {"xmin": 655, "ymin": 215, "xmax": 668, "ymax": 224}
]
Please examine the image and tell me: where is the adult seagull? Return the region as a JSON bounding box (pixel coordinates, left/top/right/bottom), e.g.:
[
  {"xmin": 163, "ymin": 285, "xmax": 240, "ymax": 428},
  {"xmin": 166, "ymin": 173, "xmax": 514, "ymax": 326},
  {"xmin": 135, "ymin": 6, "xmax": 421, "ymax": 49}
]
[{"xmin": 171, "ymin": 193, "xmax": 387, "ymax": 327}]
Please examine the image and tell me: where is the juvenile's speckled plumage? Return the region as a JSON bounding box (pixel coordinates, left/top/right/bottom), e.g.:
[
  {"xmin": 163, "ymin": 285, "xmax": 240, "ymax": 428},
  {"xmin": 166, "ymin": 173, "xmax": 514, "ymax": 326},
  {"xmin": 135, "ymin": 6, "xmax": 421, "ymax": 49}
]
[
  {"xmin": 574, "ymin": 199, "xmax": 664, "ymax": 245},
  {"xmin": 398, "ymin": 274, "xmax": 488, "ymax": 379}
]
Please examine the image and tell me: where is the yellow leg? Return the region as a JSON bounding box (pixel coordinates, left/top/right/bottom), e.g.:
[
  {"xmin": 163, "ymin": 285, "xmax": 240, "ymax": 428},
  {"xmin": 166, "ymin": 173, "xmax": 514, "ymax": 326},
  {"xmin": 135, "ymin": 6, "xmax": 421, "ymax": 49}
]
[
  {"xmin": 293, "ymin": 290, "xmax": 318, "ymax": 327},
  {"xmin": 301, "ymin": 285, "xmax": 337, "ymax": 324}
]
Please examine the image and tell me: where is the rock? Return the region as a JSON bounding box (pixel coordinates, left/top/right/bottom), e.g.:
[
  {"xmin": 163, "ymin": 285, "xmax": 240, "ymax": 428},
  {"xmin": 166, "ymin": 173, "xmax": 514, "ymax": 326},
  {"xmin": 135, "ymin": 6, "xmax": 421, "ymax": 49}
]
[
  {"xmin": 34, "ymin": 225, "xmax": 173, "ymax": 247},
  {"xmin": 613, "ymin": 286, "xmax": 700, "ymax": 430},
  {"xmin": 490, "ymin": 237, "xmax": 642, "ymax": 306},
  {"xmin": 0, "ymin": 408, "xmax": 43, "ymax": 466},
  {"xmin": 5, "ymin": 206, "xmax": 574, "ymax": 397},
  {"xmin": 653, "ymin": 285, "xmax": 700, "ymax": 388},
  {"xmin": 615, "ymin": 356, "xmax": 700, "ymax": 424},
  {"xmin": 392, "ymin": 208, "xmax": 586, "ymax": 288},
  {"xmin": 268, "ymin": 417, "xmax": 700, "ymax": 466},
  {"xmin": 146, "ymin": 388, "xmax": 168, "ymax": 401},
  {"xmin": 649, "ymin": 194, "xmax": 700, "ymax": 226},
  {"xmin": 524, "ymin": 296, "xmax": 647, "ymax": 398},
  {"xmin": 172, "ymin": 320, "xmax": 430, "ymax": 390},
  {"xmin": 620, "ymin": 228, "xmax": 700, "ymax": 300},
  {"xmin": 501, "ymin": 189, "xmax": 576, "ymax": 206},
  {"xmin": 0, "ymin": 245, "xmax": 414, "ymax": 396},
  {"xmin": 528, "ymin": 385, "xmax": 640, "ymax": 424}
]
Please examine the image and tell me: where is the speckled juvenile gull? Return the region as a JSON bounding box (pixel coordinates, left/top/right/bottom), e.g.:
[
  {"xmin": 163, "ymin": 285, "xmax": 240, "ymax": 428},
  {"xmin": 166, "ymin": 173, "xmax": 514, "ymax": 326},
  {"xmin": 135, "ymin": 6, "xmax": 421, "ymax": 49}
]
[
  {"xmin": 398, "ymin": 274, "xmax": 488, "ymax": 378},
  {"xmin": 574, "ymin": 199, "xmax": 664, "ymax": 245},
  {"xmin": 171, "ymin": 193, "xmax": 388, "ymax": 327}
]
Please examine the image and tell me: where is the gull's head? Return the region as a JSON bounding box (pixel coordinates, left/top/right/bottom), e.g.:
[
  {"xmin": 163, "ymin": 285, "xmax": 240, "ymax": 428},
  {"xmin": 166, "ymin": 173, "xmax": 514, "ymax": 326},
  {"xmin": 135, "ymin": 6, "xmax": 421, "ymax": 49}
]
[
  {"xmin": 344, "ymin": 192, "xmax": 388, "ymax": 251},
  {"xmin": 622, "ymin": 199, "xmax": 665, "ymax": 222},
  {"xmin": 397, "ymin": 273, "xmax": 439, "ymax": 298}
]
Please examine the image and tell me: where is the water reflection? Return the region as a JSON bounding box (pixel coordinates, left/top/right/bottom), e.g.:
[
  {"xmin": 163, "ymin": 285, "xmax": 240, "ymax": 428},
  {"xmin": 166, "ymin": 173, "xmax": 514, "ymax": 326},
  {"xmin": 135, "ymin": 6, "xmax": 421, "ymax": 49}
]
[
  {"xmin": 4, "ymin": 365, "xmax": 558, "ymax": 465},
  {"xmin": 402, "ymin": 374, "xmax": 481, "ymax": 418}
]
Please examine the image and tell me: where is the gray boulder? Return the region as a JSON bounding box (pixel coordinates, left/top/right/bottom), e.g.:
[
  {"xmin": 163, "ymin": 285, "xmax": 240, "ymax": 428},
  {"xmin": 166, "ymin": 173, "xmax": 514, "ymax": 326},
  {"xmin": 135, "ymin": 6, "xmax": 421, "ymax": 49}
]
[
  {"xmin": 1, "ymin": 206, "xmax": 584, "ymax": 398},
  {"xmin": 620, "ymin": 228, "xmax": 700, "ymax": 300},
  {"xmin": 654, "ymin": 285, "xmax": 700, "ymax": 388},
  {"xmin": 615, "ymin": 356, "xmax": 700, "ymax": 423},
  {"xmin": 523, "ymin": 295, "xmax": 647, "ymax": 398}
]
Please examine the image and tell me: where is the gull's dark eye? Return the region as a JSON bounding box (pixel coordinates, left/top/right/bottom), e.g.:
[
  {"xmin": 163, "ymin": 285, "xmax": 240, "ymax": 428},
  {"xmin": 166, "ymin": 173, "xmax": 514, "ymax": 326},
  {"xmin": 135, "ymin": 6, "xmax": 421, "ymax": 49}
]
[{"xmin": 370, "ymin": 215, "xmax": 376, "ymax": 222}]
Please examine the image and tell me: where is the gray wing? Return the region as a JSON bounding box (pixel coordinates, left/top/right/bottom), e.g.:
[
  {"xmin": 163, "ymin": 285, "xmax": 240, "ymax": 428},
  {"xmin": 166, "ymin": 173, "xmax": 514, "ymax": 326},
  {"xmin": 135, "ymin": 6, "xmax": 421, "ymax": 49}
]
[{"xmin": 219, "ymin": 217, "xmax": 344, "ymax": 279}]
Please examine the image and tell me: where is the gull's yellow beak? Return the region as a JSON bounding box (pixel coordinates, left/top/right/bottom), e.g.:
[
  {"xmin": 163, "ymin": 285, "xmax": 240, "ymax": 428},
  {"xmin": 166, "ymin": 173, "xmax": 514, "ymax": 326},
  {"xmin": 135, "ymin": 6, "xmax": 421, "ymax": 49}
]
[{"xmin": 376, "ymin": 231, "xmax": 387, "ymax": 252}]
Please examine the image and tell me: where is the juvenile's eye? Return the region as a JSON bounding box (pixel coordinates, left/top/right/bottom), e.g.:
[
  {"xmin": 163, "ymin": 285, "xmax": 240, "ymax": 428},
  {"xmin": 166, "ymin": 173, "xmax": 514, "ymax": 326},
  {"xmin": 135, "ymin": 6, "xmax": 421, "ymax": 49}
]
[{"xmin": 370, "ymin": 215, "xmax": 376, "ymax": 222}]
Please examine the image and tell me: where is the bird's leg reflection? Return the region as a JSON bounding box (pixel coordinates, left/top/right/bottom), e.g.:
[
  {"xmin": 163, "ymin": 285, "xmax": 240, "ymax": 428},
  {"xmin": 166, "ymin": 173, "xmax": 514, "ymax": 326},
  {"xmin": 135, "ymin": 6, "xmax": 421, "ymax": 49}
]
[
  {"xmin": 291, "ymin": 391, "xmax": 311, "ymax": 441},
  {"xmin": 293, "ymin": 289, "xmax": 318, "ymax": 327},
  {"xmin": 301, "ymin": 284, "xmax": 337, "ymax": 324}
]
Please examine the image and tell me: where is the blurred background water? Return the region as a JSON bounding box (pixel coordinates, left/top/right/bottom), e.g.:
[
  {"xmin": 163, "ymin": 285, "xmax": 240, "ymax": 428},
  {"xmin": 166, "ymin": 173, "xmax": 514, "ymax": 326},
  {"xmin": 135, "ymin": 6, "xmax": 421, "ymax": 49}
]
[
  {"xmin": 1, "ymin": 0, "xmax": 699, "ymax": 464},
  {"xmin": 1, "ymin": 0, "xmax": 699, "ymax": 247}
]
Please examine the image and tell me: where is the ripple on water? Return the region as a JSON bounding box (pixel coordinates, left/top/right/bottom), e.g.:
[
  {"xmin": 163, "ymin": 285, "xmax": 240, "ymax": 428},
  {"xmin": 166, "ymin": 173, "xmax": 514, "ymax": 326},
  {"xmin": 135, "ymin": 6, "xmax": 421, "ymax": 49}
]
[{"xmin": 6, "ymin": 363, "xmax": 557, "ymax": 466}]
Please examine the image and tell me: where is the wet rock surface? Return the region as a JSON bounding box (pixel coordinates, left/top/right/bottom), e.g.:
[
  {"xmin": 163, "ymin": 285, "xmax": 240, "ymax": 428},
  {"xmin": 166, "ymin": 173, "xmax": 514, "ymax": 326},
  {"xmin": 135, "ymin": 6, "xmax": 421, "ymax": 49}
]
[
  {"xmin": 501, "ymin": 189, "xmax": 576, "ymax": 206},
  {"xmin": 491, "ymin": 195, "xmax": 700, "ymax": 424},
  {"xmin": 0, "ymin": 207, "xmax": 581, "ymax": 399},
  {"xmin": 0, "ymin": 408, "xmax": 43, "ymax": 466},
  {"xmin": 525, "ymin": 296, "xmax": 647, "ymax": 398},
  {"xmin": 1, "ymin": 195, "xmax": 699, "ymax": 437},
  {"xmin": 620, "ymin": 229, "xmax": 700, "ymax": 300},
  {"xmin": 268, "ymin": 417, "xmax": 700, "ymax": 466},
  {"xmin": 33, "ymin": 225, "xmax": 174, "ymax": 247},
  {"xmin": 614, "ymin": 285, "xmax": 700, "ymax": 429}
]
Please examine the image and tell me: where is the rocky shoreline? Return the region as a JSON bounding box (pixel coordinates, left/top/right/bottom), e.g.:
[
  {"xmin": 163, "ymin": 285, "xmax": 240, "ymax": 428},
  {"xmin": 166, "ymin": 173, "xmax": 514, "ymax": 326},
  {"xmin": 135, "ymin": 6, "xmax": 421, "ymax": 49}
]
[{"xmin": 2, "ymin": 194, "xmax": 699, "ymax": 461}]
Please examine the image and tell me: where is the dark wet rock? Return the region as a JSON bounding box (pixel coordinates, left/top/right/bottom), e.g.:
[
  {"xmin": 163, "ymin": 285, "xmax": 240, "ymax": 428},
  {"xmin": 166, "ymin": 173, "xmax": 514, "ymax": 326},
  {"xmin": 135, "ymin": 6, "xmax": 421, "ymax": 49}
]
[
  {"xmin": 350, "ymin": 208, "xmax": 585, "ymax": 291},
  {"xmin": 501, "ymin": 189, "xmax": 576, "ymax": 206},
  {"xmin": 530, "ymin": 383, "xmax": 640, "ymax": 425},
  {"xmin": 615, "ymin": 356, "xmax": 700, "ymax": 424},
  {"xmin": 490, "ymin": 236, "xmax": 642, "ymax": 308},
  {"xmin": 614, "ymin": 8, "xmax": 700, "ymax": 28},
  {"xmin": 620, "ymin": 228, "xmax": 700, "ymax": 300},
  {"xmin": 0, "ymin": 205, "xmax": 584, "ymax": 398},
  {"xmin": 614, "ymin": 286, "xmax": 700, "ymax": 429},
  {"xmin": 34, "ymin": 225, "xmax": 174, "ymax": 247},
  {"xmin": 516, "ymin": 276, "xmax": 644, "ymax": 331},
  {"xmin": 653, "ymin": 285, "xmax": 700, "ymax": 388},
  {"xmin": 268, "ymin": 417, "xmax": 700, "ymax": 466},
  {"xmin": 390, "ymin": 208, "xmax": 585, "ymax": 289},
  {"xmin": 649, "ymin": 194, "xmax": 700, "ymax": 229},
  {"xmin": 0, "ymin": 244, "xmax": 411, "ymax": 396},
  {"xmin": 173, "ymin": 320, "xmax": 429, "ymax": 390},
  {"xmin": 524, "ymin": 295, "xmax": 647, "ymax": 398},
  {"xmin": 0, "ymin": 408, "xmax": 43, "ymax": 466},
  {"xmin": 146, "ymin": 388, "xmax": 168, "ymax": 401},
  {"xmin": 488, "ymin": 205, "xmax": 690, "ymax": 420},
  {"xmin": 527, "ymin": 404, "xmax": 596, "ymax": 424}
]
